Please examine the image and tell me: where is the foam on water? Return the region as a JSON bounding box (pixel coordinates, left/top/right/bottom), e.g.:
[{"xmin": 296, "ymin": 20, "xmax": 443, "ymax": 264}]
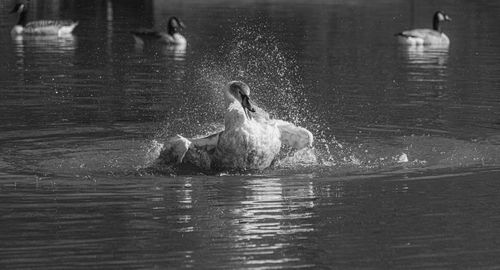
[{"xmin": 30, "ymin": 130, "xmax": 499, "ymax": 178}]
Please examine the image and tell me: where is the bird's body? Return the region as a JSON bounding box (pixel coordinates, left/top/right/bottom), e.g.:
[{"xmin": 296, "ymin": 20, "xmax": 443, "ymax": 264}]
[
  {"xmin": 10, "ymin": 3, "xmax": 78, "ymax": 36},
  {"xmin": 211, "ymin": 101, "xmax": 282, "ymax": 170},
  {"xmin": 158, "ymin": 81, "xmax": 313, "ymax": 172},
  {"xmin": 131, "ymin": 17, "xmax": 186, "ymax": 46},
  {"xmin": 396, "ymin": 11, "xmax": 451, "ymax": 46},
  {"xmin": 396, "ymin": 28, "xmax": 450, "ymax": 46}
]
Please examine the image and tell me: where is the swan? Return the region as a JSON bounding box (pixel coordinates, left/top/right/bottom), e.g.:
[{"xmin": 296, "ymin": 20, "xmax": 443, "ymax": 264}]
[
  {"xmin": 158, "ymin": 81, "xmax": 313, "ymax": 171},
  {"xmin": 131, "ymin": 17, "xmax": 186, "ymax": 46},
  {"xmin": 10, "ymin": 3, "xmax": 78, "ymax": 36},
  {"xmin": 395, "ymin": 11, "xmax": 451, "ymax": 46}
]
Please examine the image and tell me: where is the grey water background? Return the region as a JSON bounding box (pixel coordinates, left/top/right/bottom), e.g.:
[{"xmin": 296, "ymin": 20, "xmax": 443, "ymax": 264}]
[{"xmin": 1, "ymin": 0, "xmax": 500, "ymax": 269}]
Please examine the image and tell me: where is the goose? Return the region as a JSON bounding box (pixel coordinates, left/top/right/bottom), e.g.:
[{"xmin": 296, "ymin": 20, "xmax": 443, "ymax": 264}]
[
  {"xmin": 131, "ymin": 17, "xmax": 186, "ymax": 46},
  {"xmin": 395, "ymin": 11, "xmax": 451, "ymax": 46},
  {"xmin": 10, "ymin": 3, "xmax": 78, "ymax": 36},
  {"xmin": 158, "ymin": 81, "xmax": 313, "ymax": 171}
]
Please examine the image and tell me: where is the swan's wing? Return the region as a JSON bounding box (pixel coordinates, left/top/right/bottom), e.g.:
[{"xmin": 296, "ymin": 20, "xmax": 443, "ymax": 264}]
[
  {"xmin": 159, "ymin": 135, "xmax": 191, "ymax": 163},
  {"xmin": 397, "ymin": 29, "xmax": 441, "ymax": 39},
  {"xmin": 191, "ymin": 132, "xmax": 221, "ymax": 151},
  {"xmin": 178, "ymin": 132, "xmax": 221, "ymax": 170},
  {"xmin": 273, "ymin": 120, "xmax": 313, "ymax": 150},
  {"xmin": 26, "ymin": 20, "xmax": 76, "ymax": 28},
  {"xmin": 158, "ymin": 132, "xmax": 221, "ymax": 169}
]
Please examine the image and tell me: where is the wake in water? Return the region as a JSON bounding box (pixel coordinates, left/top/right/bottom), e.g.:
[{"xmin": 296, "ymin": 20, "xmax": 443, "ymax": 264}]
[
  {"xmin": 145, "ymin": 21, "xmax": 321, "ymax": 174},
  {"xmin": 31, "ymin": 21, "xmax": 498, "ymax": 178},
  {"xmin": 143, "ymin": 20, "xmax": 500, "ymax": 176}
]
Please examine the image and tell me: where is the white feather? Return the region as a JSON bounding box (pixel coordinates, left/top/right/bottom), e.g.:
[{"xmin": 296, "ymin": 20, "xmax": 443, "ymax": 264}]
[{"xmin": 159, "ymin": 81, "xmax": 314, "ymax": 171}]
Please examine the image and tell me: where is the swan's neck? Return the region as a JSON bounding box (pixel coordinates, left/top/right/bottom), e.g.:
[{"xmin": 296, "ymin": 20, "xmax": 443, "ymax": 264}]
[
  {"xmin": 167, "ymin": 23, "xmax": 176, "ymax": 35},
  {"xmin": 224, "ymin": 91, "xmax": 235, "ymax": 108},
  {"xmin": 17, "ymin": 10, "xmax": 27, "ymax": 26},
  {"xmin": 433, "ymin": 16, "xmax": 441, "ymax": 32},
  {"xmin": 224, "ymin": 101, "xmax": 248, "ymax": 129}
]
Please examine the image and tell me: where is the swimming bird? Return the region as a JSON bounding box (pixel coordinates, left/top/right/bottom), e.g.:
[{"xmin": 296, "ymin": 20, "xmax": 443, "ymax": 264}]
[
  {"xmin": 10, "ymin": 2, "xmax": 78, "ymax": 36},
  {"xmin": 158, "ymin": 81, "xmax": 313, "ymax": 171},
  {"xmin": 131, "ymin": 17, "xmax": 186, "ymax": 46},
  {"xmin": 395, "ymin": 11, "xmax": 452, "ymax": 46}
]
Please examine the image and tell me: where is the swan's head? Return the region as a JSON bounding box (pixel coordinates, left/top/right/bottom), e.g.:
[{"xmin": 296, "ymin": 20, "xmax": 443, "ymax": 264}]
[
  {"xmin": 225, "ymin": 81, "xmax": 256, "ymax": 119},
  {"xmin": 433, "ymin": 11, "xmax": 451, "ymax": 32},
  {"xmin": 434, "ymin": 11, "xmax": 451, "ymax": 22},
  {"xmin": 10, "ymin": 3, "xmax": 25, "ymax": 14},
  {"xmin": 167, "ymin": 17, "xmax": 185, "ymax": 35}
]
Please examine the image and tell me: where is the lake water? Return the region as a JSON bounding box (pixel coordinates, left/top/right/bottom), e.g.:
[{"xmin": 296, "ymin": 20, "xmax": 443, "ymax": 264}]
[{"xmin": 1, "ymin": 0, "xmax": 500, "ymax": 269}]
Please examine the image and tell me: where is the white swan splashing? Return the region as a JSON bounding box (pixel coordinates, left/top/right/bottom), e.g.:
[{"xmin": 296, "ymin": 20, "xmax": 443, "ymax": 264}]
[{"xmin": 156, "ymin": 81, "xmax": 313, "ymax": 172}]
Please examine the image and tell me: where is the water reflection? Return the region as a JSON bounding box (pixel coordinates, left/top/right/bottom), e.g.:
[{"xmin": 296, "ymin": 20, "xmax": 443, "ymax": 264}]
[
  {"xmin": 225, "ymin": 178, "xmax": 315, "ymax": 267},
  {"xmin": 12, "ymin": 34, "xmax": 77, "ymax": 56},
  {"xmin": 399, "ymin": 45, "xmax": 449, "ymax": 83},
  {"xmin": 133, "ymin": 39, "xmax": 186, "ymax": 61},
  {"xmin": 164, "ymin": 44, "xmax": 187, "ymax": 61},
  {"xmin": 144, "ymin": 177, "xmax": 318, "ymax": 267},
  {"xmin": 401, "ymin": 45, "xmax": 449, "ymax": 67},
  {"xmin": 106, "ymin": 0, "xmax": 113, "ymax": 58},
  {"xmin": 11, "ymin": 34, "xmax": 77, "ymax": 80},
  {"xmin": 237, "ymin": 178, "xmax": 315, "ymax": 236}
]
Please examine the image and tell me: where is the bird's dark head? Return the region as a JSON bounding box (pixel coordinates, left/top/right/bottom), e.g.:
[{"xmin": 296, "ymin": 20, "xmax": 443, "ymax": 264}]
[
  {"xmin": 10, "ymin": 3, "xmax": 25, "ymax": 14},
  {"xmin": 167, "ymin": 17, "xmax": 185, "ymax": 35},
  {"xmin": 433, "ymin": 11, "xmax": 451, "ymax": 32},
  {"xmin": 434, "ymin": 11, "xmax": 451, "ymax": 22}
]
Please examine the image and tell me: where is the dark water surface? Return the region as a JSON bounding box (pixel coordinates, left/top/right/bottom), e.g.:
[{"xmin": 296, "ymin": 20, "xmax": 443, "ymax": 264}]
[{"xmin": 1, "ymin": 0, "xmax": 500, "ymax": 269}]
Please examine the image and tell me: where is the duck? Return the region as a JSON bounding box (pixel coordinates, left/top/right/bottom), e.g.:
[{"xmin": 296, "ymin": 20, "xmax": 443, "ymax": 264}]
[
  {"xmin": 131, "ymin": 17, "xmax": 186, "ymax": 46},
  {"xmin": 10, "ymin": 2, "xmax": 78, "ymax": 36},
  {"xmin": 395, "ymin": 11, "xmax": 451, "ymax": 46},
  {"xmin": 158, "ymin": 81, "xmax": 314, "ymax": 171}
]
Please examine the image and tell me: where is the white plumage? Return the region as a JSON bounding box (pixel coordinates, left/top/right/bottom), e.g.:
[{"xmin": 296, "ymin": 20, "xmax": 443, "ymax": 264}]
[{"xmin": 158, "ymin": 81, "xmax": 313, "ymax": 171}]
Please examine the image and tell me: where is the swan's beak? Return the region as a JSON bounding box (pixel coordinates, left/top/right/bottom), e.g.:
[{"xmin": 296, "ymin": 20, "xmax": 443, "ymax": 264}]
[
  {"xmin": 179, "ymin": 21, "xmax": 186, "ymax": 29},
  {"xmin": 445, "ymin": 15, "xmax": 451, "ymax": 21},
  {"xmin": 241, "ymin": 94, "xmax": 255, "ymax": 119}
]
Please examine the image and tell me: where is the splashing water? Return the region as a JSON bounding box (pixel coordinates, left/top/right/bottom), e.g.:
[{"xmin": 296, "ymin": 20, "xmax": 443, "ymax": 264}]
[
  {"xmin": 195, "ymin": 21, "xmax": 313, "ymax": 127},
  {"xmin": 148, "ymin": 20, "xmax": 414, "ymax": 174},
  {"xmin": 146, "ymin": 20, "xmax": 500, "ymax": 176},
  {"xmin": 150, "ymin": 19, "xmax": 328, "ymax": 173}
]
